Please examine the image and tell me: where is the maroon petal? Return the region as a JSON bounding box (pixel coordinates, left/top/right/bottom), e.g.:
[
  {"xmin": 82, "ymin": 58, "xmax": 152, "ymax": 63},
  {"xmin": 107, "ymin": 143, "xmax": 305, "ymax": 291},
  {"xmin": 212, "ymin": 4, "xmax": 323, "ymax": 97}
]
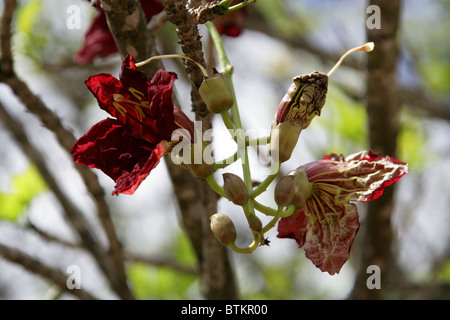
[
  {"xmin": 74, "ymin": 9, "xmax": 117, "ymax": 64},
  {"xmin": 75, "ymin": 0, "xmax": 164, "ymax": 64},
  {"xmin": 303, "ymin": 196, "xmax": 360, "ymax": 275},
  {"xmin": 277, "ymin": 209, "xmax": 309, "ymax": 248},
  {"xmin": 119, "ymin": 55, "xmax": 151, "ymax": 95},
  {"xmin": 71, "ymin": 118, "xmax": 164, "ymax": 195},
  {"xmin": 112, "ymin": 141, "xmax": 167, "ymax": 195},
  {"xmin": 303, "ymin": 151, "xmax": 408, "ymax": 203},
  {"xmin": 85, "ymin": 73, "xmax": 124, "ymax": 118}
]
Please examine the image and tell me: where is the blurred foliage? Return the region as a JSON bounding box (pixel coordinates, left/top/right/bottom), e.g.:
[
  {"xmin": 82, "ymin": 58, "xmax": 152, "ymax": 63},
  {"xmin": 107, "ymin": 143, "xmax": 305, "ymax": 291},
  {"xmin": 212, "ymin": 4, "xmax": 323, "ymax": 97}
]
[
  {"xmin": 127, "ymin": 233, "xmax": 197, "ymax": 299},
  {"xmin": 14, "ymin": 0, "xmax": 47, "ymax": 64},
  {"xmin": 0, "ymin": 0, "xmax": 449, "ymax": 300},
  {"xmin": 0, "ymin": 165, "xmax": 47, "ymax": 221}
]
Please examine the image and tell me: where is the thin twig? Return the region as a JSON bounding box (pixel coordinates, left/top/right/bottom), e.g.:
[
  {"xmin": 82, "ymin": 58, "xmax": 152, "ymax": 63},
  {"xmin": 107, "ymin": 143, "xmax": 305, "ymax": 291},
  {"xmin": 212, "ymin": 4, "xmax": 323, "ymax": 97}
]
[
  {"xmin": 0, "ymin": 242, "xmax": 98, "ymax": 300},
  {"xmin": 0, "ymin": 2, "xmax": 132, "ymax": 299},
  {"xmin": 124, "ymin": 252, "xmax": 199, "ymax": 276}
]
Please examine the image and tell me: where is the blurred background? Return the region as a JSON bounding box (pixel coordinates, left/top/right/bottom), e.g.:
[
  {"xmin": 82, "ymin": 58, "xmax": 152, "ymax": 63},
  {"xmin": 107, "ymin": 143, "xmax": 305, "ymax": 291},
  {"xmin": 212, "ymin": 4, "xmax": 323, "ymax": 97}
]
[{"xmin": 0, "ymin": 0, "xmax": 449, "ymax": 299}]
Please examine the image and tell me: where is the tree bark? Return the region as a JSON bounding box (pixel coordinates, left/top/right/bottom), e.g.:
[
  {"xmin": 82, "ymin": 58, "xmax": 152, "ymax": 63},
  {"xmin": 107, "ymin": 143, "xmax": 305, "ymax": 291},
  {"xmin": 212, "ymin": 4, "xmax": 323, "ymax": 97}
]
[
  {"xmin": 101, "ymin": 0, "xmax": 238, "ymax": 299},
  {"xmin": 350, "ymin": 0, "xmax": 402, "ymax": 299}
]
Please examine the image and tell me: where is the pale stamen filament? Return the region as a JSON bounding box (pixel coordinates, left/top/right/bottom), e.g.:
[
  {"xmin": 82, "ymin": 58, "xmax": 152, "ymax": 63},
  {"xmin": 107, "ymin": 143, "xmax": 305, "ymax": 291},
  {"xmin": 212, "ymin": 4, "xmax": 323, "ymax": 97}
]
[
  {"xmin": 327, "ymin": 42, "xmax": 375, "ymax": 77},
  {"xmin": 136, "ymin": 54, "xmax": 209, "ymax": 78}
]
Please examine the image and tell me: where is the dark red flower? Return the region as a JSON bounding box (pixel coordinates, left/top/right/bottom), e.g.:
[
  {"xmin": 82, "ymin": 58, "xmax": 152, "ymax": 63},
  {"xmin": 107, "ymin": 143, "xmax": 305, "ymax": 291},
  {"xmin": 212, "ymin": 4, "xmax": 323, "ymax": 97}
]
[
  {"xmin": 277, "ymin": 151, "xmax": 408, "ymax": 275},
  {"xmin": 71, "ymin": 55, "xmax": 194, "ymax": 195},
  {"xmin": 208, "ymin": 0, "xmax": 247, "ymax": 37},
  {"xmin": 75, "ymin": 0, "xmax": 164, "ymax": 64}
]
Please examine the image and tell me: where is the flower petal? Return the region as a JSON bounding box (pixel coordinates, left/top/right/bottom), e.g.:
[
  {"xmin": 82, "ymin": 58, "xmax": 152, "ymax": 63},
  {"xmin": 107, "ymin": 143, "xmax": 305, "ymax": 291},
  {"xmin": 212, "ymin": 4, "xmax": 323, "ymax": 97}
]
[
  {"xmin": 303, "ymin": 194, "xmax": 360, "ymax": 275},
  {"xmin": 119, "ymin": 55, "xmax": 151, "ymax": 95},
  {"xmin": 85, "ymin": 73, "xmax": 124, "ymax": 118},
  {"xmin": 303, "ymin": 151, "xmax": 408, "ymax": 203},
  {"xmin": 74, "ymin": 9, "xmax": 117, "ymax": 64},
  {"xmin": 70, "ymin": 118, "xmax": 163, "ymax": 195},
  {"xmin": 277, "ymin": 209, "xmax": 309, "ymax": 248},
  {"xmin": 112, "ymin": 141, "xmax": 167, "ymax": 195}
]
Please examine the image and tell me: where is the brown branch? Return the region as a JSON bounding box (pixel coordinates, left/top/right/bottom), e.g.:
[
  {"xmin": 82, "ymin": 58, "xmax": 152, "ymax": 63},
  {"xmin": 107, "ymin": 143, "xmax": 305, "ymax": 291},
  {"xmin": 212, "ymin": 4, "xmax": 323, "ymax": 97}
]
[
  {"xmin": 0, "ymin": 0, "xmax": 15, "ymax": 75},
  {"xmin": 0, "ymin": 242, "xmax": 98, "ymax": 300},
  {"xmin": 163, "ymin": 0, "xmax": 238, "ymax": 299},
  {"xmin": 350, "ymin": 0, "xmax": 402, "ymax": 300},
  {"xmin": 0, "ymin": 100, "xmax": 107, "ymax": 267},
  {"xmin": 0, "ymin": 1, "xmax": 132, "ymax": 300},
  {"xmin": 100, "ymin": 0, "xmax": 163, "ymax": 76},
  {"xmin": 124, "ymin": 252, "xmax": 199, "ymax": 276}
]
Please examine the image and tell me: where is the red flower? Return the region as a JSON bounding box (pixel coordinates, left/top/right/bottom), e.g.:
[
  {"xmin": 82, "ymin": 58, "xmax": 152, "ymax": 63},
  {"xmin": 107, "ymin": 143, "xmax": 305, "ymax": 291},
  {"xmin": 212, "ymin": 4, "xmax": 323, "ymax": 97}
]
[
  {"xmin": 71, "ymin": 55, "xmax": 194, "ymax": 195},
  {"xmin": 208, "ymin": 0, "xmax": 247, "ymax": 37},
  {"xmin": 75, "ymin": 0, "xmax": 164, "ymax": 64},
  {"xmin": 277, "ymin": 151, "xmax": 408, "ymax": 275}
]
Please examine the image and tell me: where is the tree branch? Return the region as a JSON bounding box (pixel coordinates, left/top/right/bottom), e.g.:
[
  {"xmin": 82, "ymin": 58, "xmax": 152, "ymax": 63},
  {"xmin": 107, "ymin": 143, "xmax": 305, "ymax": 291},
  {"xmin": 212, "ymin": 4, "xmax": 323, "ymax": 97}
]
[
  {"xmin": 0, "ymin": 1, "xmax": 132, "ymax": 300},
  {"xmin": 0, "ymin": 242, "xmax": 98, "ymax": 300},
  {"xmin": 350, "ymin": 0, "xmax": 402, "ymax": 300}
]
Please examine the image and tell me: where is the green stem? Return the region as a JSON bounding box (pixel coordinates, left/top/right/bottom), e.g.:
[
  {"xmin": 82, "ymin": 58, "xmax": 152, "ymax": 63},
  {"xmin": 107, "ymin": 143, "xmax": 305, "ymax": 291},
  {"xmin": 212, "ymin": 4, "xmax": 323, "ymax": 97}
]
[
  {"xmin": 221, "ymin": 110, "xmax": 235, "ymax": 131},
  {"xmin": 207, "ymin": 20, "xmax": 255, "ymax": 219},
  {"xmin": 206, "ymin": 174, "xmax": 227, "ymax": 199},
  {"xmin": 227, "ymin": 0, "xmax": 256, "ymax": 13},
  {"xmin": 247, "ymin": 136, "xmax": 270, "ymax": 146},
  {"xmin": 214, "ymin": 152, "xmax": 240, "ymax": 170},
  {"xmin": 261, "ymin": 205, "xmax": 295, "ymax": 234},
  {"xmin": 251, "ymin": 161, "xmax": 280, "ymax": 198},
  {"xmin": 253, "ymin": 200, "xmax": 279, "ymax": 217},
  {"xmin": 228, "ymin": 233, "xmax": 260, "ymax": 254}
]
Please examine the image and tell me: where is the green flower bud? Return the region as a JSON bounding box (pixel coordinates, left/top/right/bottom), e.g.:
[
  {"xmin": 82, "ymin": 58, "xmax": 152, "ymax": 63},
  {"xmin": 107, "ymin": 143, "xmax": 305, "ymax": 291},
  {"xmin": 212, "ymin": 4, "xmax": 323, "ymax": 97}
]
[
  {"xmin": 274, "ymin": 175, "xmax": 296, "ymax": 207},
  {"xmin": 210, "ymin": 213, "xmax": 237, "ymax": 246},
  {"xmin": 248, "ymin": 214, "xmax": 262, "ymax": 232},
  {"xmin": 199, "ymin": 73, "xmax": 234, "ymax": 113},
  {"xmin": 269, "ymin": 119, "xmax": 303, "ymax": 163},
  {"xmin": 223, "ymin": 173, "xmax": 249, "ymax": 206},
  {"xmin": 289, "ymin": 166, "xmax": 314, "ymax": 209}
]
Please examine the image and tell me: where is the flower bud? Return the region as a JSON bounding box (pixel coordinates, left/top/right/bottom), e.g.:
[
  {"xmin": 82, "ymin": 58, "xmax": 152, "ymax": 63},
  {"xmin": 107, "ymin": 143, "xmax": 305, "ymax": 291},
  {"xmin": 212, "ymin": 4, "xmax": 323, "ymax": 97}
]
[
  {"xmin": 289, "ymin": 166, "xmax": 314, "ymax": 209},
  {"xmin": 274, "ymin": 175, "xmax": 296, "ymax": 207},
  {"xmin": 247, "ymin": 214, "xmax": 262, "ymax": 232},
  {"xmin": 223, "ymin": 173, "xmax": 249, "ymax": 206},
  {"xmin": 210, "ymin": 213, "xmax": 237, "ymax": 246},
  {"xmin": 269, "ymin": 119, "xmax": 302, "ymax": 163},
  {"xmin": 199, "ymin": 73, "xmax": 234, "ymax": 113}
]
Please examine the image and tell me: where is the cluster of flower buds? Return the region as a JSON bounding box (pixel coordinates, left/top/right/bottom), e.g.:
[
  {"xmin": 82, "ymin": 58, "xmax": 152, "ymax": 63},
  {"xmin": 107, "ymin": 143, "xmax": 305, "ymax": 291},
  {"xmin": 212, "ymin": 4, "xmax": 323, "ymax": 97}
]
[{"xmin": 275, "ymin": 167, "xmax": 314, "ymax": 209}]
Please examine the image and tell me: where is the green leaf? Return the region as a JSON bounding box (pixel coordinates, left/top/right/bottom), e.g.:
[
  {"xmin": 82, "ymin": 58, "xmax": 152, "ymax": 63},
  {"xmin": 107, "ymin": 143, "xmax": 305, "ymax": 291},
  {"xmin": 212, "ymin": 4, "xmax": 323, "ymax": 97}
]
[
  {"xmin": 16, "ymin": 0, "xmax": 42, "ymax": 35},
  {"xmin": 127, "ymin": 232, "xmax": 197, "ymax": 299},
  {"xmin": 398, "ymin": 110, "xmax": 435, "ymax": 171},
  {"xmin": 0, "ymin": 165, "xmax": 48, "ymax": 221},
  {"xmin": 127, "ymin": 262, "xmax": 196, "ymax": 299}
]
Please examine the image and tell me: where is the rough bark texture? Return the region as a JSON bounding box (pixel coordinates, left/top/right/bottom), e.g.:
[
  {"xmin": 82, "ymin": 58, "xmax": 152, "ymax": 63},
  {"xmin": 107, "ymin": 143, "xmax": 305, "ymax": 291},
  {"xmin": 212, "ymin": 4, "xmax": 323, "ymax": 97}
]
[
  {"xmin": 101, "ymin": 0, "xmax": 238, "ymax": 299},
  {"xmin": 350, "ymin": 0, "xmax": 402, "ymax": 300},
  {"xmin": 164, "ymin": 0, "xmax": 238, "ymax": 300}
]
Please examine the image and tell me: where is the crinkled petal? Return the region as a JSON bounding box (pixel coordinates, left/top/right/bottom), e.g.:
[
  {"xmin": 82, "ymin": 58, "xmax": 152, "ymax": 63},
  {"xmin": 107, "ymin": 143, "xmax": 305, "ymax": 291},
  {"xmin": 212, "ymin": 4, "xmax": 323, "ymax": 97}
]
[
  {"xmin": 74, "ymin": 9, "xmax": 117, "ymax": 64},
  {"xmin": 304, "ymin": 151, "xmax": 408, "ymax": 203},
  {"xmin": 85, "ymin": 73, "xmax": 124, "ymax": 118},
  {"xmin": 119, "ymin": 55, "xmax": 151, "ymax": 95},
  {"xmin": 277, "ymin": 209, "xmax": 309, "ymax": 248},
  {"xmin": 113, "ymin": 141, "xmax": 167, "ymax": 195},
  {"xmin": 74, "ymin": 0, "xmax": 164, "ymax": 64},
  {"xmin": 303, "ymin": 193, "xmax": 360, "ymax": 275},
  {"xmin": 70, "ymin": 118, "xmax": 164, "ymax": 195}
]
